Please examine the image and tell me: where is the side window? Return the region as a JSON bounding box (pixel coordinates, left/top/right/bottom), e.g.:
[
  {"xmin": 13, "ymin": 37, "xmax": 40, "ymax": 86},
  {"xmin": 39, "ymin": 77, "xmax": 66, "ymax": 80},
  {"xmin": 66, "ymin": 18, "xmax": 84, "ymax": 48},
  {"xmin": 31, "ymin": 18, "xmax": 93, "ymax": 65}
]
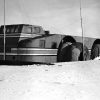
[
  {"xmin": 0, "ymin": 27, "xmax": 3, "ymax": 34},
  {"xmin": 6, "ymin": 26, "xmax": 12, "ymax": 33},
  {"xmin": 34, "ymin": 27, "xmax": 40, "ymax": 33},
  {"xmin": 11, "ymin": 27, "xmax": 15, "ymax": 33},
  {"xmin": 0, "ymin": 27, "xmax": 2, "ymax": 33},
  {"xmin": 39, "ymin": 40, "xmax": 45, "ymax": 48},
  {"xmin": 6, "ymin": 27, "xmax": 10, "ymax": 33},
  {"xmin": 15, "ymin": 26, "xmax": 19, "ymax": 33},
  {"xmin": 6, "ymin": 26, "xmax": 15, "ymax": 33}
]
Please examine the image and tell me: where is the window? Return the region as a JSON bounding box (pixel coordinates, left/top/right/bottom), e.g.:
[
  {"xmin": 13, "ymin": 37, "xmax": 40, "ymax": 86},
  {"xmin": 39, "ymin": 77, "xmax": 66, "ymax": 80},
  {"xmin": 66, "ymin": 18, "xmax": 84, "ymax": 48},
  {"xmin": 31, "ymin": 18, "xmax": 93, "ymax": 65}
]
[
  {"xmin": 34, "ymin": 27, "xmax": 40, "ymax": 33},
  {"xmin": 27, "ymin": 27, "xmax": 32, "ymax": 33},
  {"xmin": 6, "ymin": 26, "xmax": 15, "ymax": 33},
  {"xmin": 39, "ymin": 40, "xmax": 45, "ymax": 48},
  {"xmin": 10, "ymin": 26, "xmax": 15, "ymax": 33},
  {"xmin": 32, "ymin": 27, "xmax": 35, "ymax": 33},
  {"xmin": 6, "ymin": 27, "xmax": 10, "ymax": 33},
  {"xmin": 6, "ymin": 26, "xmax": 12, "ymax": 33},
  {"xmin": 22, "ymin": 26, "xmax": 32, "ymax": 33},
  {"xmin": 14, "ymin": 25, "xmax": 19, "ymax": 33}
]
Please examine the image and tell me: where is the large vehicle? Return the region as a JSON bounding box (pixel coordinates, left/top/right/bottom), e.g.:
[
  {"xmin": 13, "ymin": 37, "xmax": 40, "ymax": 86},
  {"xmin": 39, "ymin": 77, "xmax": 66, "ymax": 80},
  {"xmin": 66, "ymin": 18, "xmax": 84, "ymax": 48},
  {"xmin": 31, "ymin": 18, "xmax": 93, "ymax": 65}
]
[{"xmin": 0, "ymin": 24, "xmax": 100, "ymax": 63}]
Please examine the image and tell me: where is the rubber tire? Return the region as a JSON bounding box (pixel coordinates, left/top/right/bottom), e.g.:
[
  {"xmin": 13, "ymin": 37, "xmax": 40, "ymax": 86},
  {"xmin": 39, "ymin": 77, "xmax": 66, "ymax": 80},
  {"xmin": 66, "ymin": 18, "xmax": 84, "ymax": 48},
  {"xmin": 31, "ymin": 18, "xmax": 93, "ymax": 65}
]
[
  {"xmin": 91, "ymin": 44, "xmax": 100, "ymax": 59},
  {"xmin": 57, "ymin": 42, "xmax": 89, "ymax": 62},
  {"xmin": 70, "ymin": 42, "xmax": 89, "ymax": 61},
  {"xmin": 57, "ymin": 42, "xmax": 72, "ymax": 62}
]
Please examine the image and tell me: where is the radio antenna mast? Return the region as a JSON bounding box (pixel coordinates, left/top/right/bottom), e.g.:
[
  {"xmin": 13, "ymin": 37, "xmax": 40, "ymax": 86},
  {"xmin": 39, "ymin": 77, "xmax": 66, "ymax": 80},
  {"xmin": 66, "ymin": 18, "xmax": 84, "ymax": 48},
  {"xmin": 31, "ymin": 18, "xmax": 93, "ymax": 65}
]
[
  {"xmin": 4, "ymin": 0, "xmax": 6, "ymax": 60},
  {"xmin": 80, "ymin": 0, "xmax": 84, "ymax": 60}
]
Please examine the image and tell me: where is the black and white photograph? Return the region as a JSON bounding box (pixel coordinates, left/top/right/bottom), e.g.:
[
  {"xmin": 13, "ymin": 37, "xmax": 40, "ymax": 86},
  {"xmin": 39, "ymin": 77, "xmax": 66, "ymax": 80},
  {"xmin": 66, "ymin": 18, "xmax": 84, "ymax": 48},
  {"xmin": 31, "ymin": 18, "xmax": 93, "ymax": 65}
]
[{"xmin": 0, "ymin": 0, "xmax": 100, "ymax": 99}]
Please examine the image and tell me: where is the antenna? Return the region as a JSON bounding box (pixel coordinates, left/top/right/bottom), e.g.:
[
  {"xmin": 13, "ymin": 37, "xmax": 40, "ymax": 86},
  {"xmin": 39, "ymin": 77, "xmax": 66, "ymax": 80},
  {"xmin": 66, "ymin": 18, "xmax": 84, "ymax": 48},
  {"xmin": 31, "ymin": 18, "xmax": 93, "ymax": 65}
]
[
  {"xmin": 4, "ymin": 0, "xmax": 6, "ymax": 60},
  {"xmin": 80, "ymin": 0, "xmax": 84, "ymax": 60}
]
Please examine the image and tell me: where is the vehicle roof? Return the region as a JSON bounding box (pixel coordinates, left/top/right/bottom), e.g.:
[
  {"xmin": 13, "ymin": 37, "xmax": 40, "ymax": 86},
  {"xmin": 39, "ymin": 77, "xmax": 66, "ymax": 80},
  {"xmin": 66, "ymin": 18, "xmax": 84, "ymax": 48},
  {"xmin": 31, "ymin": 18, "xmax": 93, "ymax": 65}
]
[{"xmin": 0, "ymin": 24, "xmax": 41, "ymax": 27}]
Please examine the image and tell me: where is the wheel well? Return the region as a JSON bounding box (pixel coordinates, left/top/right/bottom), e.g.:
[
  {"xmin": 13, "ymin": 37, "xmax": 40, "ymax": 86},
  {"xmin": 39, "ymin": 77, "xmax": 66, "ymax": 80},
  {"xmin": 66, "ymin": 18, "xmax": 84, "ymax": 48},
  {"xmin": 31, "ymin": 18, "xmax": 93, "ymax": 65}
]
[
  {"xmin": 58, "ymin": 36, "xmax": 76, "ymax": 49},
  {"xmin": 61, "ymin": 36, "xmax": 76, "ymax": 44},
  {"xmin": 92, "ymin": 39, "xmax": 100, "ymax": 49},
  {"xmin": 93, "ymin": 39, "xmax": 100, "ymax": 46},
  {"xmin": 57, "ymin": 36, "xmax": 76, "ymax": 62}
]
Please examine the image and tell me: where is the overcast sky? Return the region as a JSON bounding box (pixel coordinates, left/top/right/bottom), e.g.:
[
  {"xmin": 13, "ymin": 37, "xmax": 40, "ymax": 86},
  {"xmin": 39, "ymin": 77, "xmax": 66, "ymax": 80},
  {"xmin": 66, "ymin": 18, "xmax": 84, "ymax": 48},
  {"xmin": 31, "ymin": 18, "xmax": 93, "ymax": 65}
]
[{"xmin": 0, "ymin": 0, "xmax": 100, "ymax": 38}]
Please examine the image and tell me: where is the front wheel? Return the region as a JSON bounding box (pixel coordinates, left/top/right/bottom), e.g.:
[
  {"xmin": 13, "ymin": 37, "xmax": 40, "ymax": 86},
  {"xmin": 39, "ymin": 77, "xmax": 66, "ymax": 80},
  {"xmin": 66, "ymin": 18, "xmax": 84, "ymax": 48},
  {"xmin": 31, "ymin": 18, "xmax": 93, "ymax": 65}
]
[
  {"xmin": 70, "ymin": 42, "xmax": 89, "ymax": 61},
  {"xmin": 57, "ymin": 42, "xmax": 72, "ymax": 62},
  {"xmin": 57, "ymin": 42, "xmax": 89, "ymax": 62}
]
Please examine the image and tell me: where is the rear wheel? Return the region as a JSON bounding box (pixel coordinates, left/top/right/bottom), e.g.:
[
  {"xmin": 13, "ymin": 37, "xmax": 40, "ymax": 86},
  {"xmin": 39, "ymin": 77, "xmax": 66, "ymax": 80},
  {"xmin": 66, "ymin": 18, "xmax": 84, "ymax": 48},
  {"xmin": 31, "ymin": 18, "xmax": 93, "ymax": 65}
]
[{"xmin": 91, "ymin": 44, "xmax": 100, "ymax": 59}]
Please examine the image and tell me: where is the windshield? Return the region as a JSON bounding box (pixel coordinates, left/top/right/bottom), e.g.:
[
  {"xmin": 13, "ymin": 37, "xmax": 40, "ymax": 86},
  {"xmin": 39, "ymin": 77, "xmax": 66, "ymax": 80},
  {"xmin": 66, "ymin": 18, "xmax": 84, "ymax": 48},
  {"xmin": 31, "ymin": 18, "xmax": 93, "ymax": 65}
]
[{"xmin": 22, "ymin": 25, "xmax": 41, "ymax": 34}]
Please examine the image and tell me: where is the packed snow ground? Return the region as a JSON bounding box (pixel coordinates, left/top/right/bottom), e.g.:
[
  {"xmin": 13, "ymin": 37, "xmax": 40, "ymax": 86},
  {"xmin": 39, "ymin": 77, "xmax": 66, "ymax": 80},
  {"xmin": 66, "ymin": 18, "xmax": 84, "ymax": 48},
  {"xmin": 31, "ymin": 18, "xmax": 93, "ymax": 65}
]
[{"xmin": 0, "ymin": 60, "xmax": 100, "ymax": 100}]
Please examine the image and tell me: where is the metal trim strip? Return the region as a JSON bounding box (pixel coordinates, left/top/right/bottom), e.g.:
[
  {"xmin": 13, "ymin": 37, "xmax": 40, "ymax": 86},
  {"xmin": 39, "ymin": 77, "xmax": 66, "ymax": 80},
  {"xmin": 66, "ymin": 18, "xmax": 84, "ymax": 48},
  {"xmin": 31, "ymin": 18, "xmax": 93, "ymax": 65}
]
[{"xmin": 0, "ymin": 53, "xmax": 57, "ymax": 56}]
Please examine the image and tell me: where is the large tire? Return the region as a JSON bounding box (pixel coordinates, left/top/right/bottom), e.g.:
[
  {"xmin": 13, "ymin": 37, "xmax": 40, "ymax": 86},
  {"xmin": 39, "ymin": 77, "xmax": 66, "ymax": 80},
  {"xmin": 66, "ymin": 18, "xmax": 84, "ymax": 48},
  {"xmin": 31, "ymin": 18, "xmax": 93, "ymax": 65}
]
[
  {"xmin": 70, "ymin": 42, "xmax": 89, "ymax": 61},
  {"xmin": 57, "ymin": 42, "xmax": 89, "ymax": 62},
  {"xmin": 91, "ymin": 44, "xmax": 100, "ymax": 59},
  {"xmin": 57, "ymin": 42, "xmax": 72, "ymax": 62}
]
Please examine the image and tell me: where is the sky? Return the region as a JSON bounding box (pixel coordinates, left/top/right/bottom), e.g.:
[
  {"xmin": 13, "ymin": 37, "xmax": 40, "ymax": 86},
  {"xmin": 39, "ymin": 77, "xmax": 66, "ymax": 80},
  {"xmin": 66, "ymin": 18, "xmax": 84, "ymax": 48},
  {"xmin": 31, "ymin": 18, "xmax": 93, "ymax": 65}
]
[{"xmin": 0, "ymin": 0, "xmax": 100, "ymax": 38}]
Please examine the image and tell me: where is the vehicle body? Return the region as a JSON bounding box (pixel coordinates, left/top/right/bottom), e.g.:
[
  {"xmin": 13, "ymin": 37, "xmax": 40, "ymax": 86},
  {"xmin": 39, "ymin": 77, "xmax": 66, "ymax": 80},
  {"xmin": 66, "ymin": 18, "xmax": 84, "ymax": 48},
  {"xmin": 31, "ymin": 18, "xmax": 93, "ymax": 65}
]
[{"xmin": 0, "ymin": 24, "xmax": 100, "ymax": 63}]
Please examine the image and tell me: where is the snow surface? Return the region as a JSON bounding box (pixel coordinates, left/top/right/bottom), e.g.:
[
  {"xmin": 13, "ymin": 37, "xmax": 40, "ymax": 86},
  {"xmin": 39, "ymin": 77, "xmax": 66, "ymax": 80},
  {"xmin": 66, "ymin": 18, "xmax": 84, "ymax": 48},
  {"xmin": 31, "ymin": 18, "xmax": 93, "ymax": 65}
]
[
  {"xmin": 94, "ymin": 56, "xmax": 100, "ymax": 60},
  {"xmin": 0, "ymin": 60, "xmax": 100, "ymax": 100}
]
